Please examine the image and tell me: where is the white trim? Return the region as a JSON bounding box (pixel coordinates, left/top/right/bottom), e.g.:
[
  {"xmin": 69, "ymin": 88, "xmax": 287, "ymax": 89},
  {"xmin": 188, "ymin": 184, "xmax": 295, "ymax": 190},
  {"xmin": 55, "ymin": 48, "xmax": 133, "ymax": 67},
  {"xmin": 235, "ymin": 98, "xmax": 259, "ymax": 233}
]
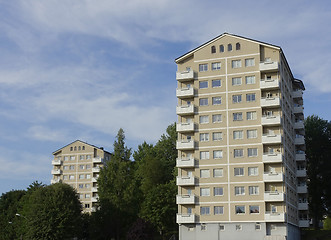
[
  {"xmin": 198, "ymin": 200, "xmax": 265, "ymax": 204},
  {"xmin": 194, "ymin": 53, "xmax": 260, "ymax": 63}
]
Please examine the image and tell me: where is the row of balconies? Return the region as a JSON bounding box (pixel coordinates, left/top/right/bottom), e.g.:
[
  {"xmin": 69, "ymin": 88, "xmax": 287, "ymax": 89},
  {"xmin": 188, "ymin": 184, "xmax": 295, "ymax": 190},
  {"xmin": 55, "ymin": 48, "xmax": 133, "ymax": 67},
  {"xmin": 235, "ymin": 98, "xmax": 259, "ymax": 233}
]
[
  {"xmin": 51, "ymin": 157, "xmax": 103, "ymax": 166},
  {"xmin": 51, "ymin": 168, "xmax": 101, "ymax": 174}
]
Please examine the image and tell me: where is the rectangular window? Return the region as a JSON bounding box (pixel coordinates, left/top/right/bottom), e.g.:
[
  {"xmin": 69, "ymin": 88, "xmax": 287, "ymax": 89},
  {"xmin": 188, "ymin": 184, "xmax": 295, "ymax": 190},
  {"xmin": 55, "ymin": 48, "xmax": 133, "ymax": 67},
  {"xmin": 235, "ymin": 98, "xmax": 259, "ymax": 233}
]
[
  {"xmin": 247, "ymin": 111, "xmax": 257, "ymax": 120},
  {"xmin": 70, "ymin": 156, "xmax": 75, "ymax": 161},
  {"xmin": 63, "ymin": 175, "xmax": 68, "ymax": 180},
  {"xmin": 212, "ymin": 62, "xmax": 221, "ymax": 70},
  {"xmin": 212, "ymin": 79, "xmax": 221, "ymax": 88},
  {"xmin": 248, "ymin": 167, "xmax": 258, "ymax": 176},
  {"xmin": 234, "ymin": 167, "xmax": 244, "ymax": 176},
  {"xmin": 79, "ymin": 155, "xmax": 85, "ymax": 160},
  {"xmin": 85, "ymin": 194, "xmax": 91, "ymax": 199},
  {"xmin": 70, "ymin": 165, "xmax": 75, "ymax": 170},
  {"xmin": 212, "ymin": 132, "xmax": 222, "ymax": 141},
  {"xmin": 246, "ymin": 93, "xmax": 256, "ymax": 102},
  {"xmin": 199, "ymin": 115, "xmax": 209, "ymax": 124},
  {"xmin": 233, "ymin": 112, "xmax": 243, "ymax": 121},
  {"xmin": 79, "ymin": 174, "xmax": 85, "ymax": 179},
  {"xmin": 212, "ymin": 114, "xmax": 222, "ymax": 123},
  {"xmin": 232, "ymin": 77, "xmax": 242, "ymax": 86},
  {"xmin": 249, "ymin": 205, "xmax": 260, "ymax": 214},
  {"xmin": 199, "ymin": 81, "xmax": 208, "ymax": 89},
  {"xmin": 212, "ymin": 97, "xmax": 222, "ymax": 105},
  {"xmin": 64, "ymin": 156, "xmax": 69, "ymax": 161},
  {"xmin": 200, "ymin": 206, "xmax": 210, "ymax": 215},
  {"xmin": 199, "ymin": 98, "xmax": 208, "ymax": 106},
  {"xmin": 233, "ymin": 130, "xmax": 243, "ymax": 139},
  {"xmin": 245, "ymin": 58, "xmax": 255, "ymax": 67},
  {"xmin": 199, "ymin": 64, "xmax": 208, "ymax": 72},
  {"xmin": 86, "ymin": 174, "xmax": 91, "ymax": 179},
  {"xmin": 232, "ymin": 60, "xmax": 242, "ymax": 68},
  {"xmin": 200, "ymin": 151, "xmax": 210, "ymax": 160},
  {"xmin": 200, "ymin": 188, "xmax": 210, "ymax": 196},
  {"xmin": 255, "ymin": 224, "xmax": 261, "ymax": 230},
  {"xmin": 235, "ymin": 206, "xmax": 245, "ymax": 214},
  {"xmin": 235, "ymin": 186, "xmax": 245, "ymax": 195},
  {"xmin": 86, "ymin": 164, "xmax": 91, "ymax": 169},
  {"xmin": 247, "ymin": 129, "xmax": 257, "ymax": 139},
  {"xmin": 69, "ymin": 175, "xmax": 74, "ymax": 180},
  {"xmin": 236, "ymin": 224, "xmax": 242, "ymax": 230},
  {"xmin": 79, "ymin": 165, "xmax": 85, "ymax": 170},
  {"xmin": 234, "ymin": 149, "xmax": 244, "ymax": 158},
  {"xmin": 232, "ymin": 95, "xmax": 242, "ymax": 103},
  {"xmin": 200, "ymin": 169, "xmax": 210, "ymax": 178},
  {"xmin": 213, "ymin": 168, "xmax": 223, "ymax": 177},
  {"xmin": 85, "ymin": 184, "xmax": 90, "ymax": 188},
  {"xmin": 245, "ymin": 76, "xmax": 256, "ymax": 84},
  {"xmin": 248, "ymin": 148, "xmax": 258, "ymax": 157},
  {"xmin": 220, "ymin": 225, "xmax": 225, "ymax": 231},
  {"xmin": 214, "ymin": 206, "xmax": 224, "ymax": 215},
  {"xmin": 63, "ymin": 165, "xmax": 69, "ymax": 170},
  {"xmin": 79, "ymin": 184, "xmax": 84, "ymax": 189},
  {"xmin": 213, "ymin": 150, "xmax": 223, "ymax": 159},
  {"xmin": 249, "ymin": 186, "xmax": 259, "ymax": 195},
  {"xmin": 86, "ymin": 155, "xmax": 91, "ymax": 160},
  {"xmin": 200, "ymin": 133, "xmax": 209, "ymax": 142},
  {"xmin": 214, "ymin": 187, "xmax": 224, "ymax": 196}
]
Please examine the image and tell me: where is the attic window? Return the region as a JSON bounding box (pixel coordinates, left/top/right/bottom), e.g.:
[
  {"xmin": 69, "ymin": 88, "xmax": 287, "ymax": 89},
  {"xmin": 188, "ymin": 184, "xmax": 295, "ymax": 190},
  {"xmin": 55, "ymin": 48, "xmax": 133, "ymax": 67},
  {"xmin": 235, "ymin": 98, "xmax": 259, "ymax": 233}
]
[
  {"xmin": 74, "ymin": 146, "xmax": 77, "ymax": 151},
  {"xmin": 228, "ymin": 44, "xmax": 232, "ymax": 51},
  {"xmin": 220, "ymin": 45, "xmax": 224, "ymax": 52},
  {"xmin": 78, "ymin": 146, "xmax": 81, "ymax": 151},
  {"xmin": 70, "ymin": 147, "xmax": 73, "ymax": 151},
  {"xmin": 211, "ymin": 46, "xmax": 216, "ymax": 54},
  {"xmin": 236, "ymin": 42, "xmax": 241, "ymax": 50},
  {"xmin": 82, "ymin": 146, "xmax": 85, "ymax": 150}
]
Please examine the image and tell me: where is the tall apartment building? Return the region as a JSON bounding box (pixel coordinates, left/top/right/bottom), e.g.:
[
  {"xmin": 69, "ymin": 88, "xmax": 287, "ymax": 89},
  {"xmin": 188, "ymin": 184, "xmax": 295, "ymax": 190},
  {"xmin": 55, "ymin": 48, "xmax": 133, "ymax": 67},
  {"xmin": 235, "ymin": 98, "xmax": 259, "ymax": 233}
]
[
  {"xmin": 51, "ymin": 140, "xmax": 111, "ymax": 212},
  {"xmin": 175, "ymin": 33, "xmax": 308, "ymax": 240}
]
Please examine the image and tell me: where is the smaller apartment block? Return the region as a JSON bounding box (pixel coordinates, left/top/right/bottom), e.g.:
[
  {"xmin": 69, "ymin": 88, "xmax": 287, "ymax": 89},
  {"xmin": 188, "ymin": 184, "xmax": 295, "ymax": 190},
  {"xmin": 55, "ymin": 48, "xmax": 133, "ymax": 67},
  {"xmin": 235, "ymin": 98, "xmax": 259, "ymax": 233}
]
[{"xmin": 51, "ymin": 140, "xmax": 111, "ymax": 212}]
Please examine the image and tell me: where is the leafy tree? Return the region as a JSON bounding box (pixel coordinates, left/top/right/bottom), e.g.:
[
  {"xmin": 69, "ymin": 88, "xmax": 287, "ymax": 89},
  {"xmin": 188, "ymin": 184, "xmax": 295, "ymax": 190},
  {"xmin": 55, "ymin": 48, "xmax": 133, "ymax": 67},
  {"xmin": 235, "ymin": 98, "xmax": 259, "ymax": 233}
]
[{"xmin": 126, "ymin": 218, "xmax": 155, "ymax": 240}]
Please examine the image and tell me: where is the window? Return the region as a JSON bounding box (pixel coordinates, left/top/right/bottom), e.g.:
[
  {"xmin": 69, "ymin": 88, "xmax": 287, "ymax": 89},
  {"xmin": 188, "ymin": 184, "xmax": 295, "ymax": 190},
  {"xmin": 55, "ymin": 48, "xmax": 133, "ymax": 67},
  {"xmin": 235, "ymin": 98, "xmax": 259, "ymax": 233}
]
[
  {"xmin": 212, "ymin": 79, "xmax": 221, "ymax": 88},
  {"xmin": 79, "ymin": 174, "xmax": 85, "ymax": 179},
  {"xmin": 199, "ymin": 64, "xmax": 208, "ymax": 72},
  {"xmin": 235, "ymin": 206, "xmax": 245, "ymax": 214},
  {"xmin": 201, "ymin": 224, "xmax": 207, "ymax": 231},
  {"xmin": 82, "ymin": 146, "xmax": 85, "ymax": 150},
  {"xmin": 86, "ymin": 174, "xmax": 91, "ymax": 179},
  {"xmin": 247, "ymin": 111, "xmax": 257, "ymax": 120},
  {"xmin": 212, "ymin": 132, "xmax": 222, "ymax": 141},
  {"xmin": 211, "ymin": 45, "xmax": 216, "ymax": 53},
  {"xmin": 70, "ymin": 147, "xmax": 73, "ymax": 151},
  {"xmin": 213, "ymin": 150, "xmax": 223, "ymax": 159},
  {"xmin": 199, "ymin": 115, "xmax": 209, "ymax": 124},
  {"xmin": 79, "ymin": 165, "xmax": 85, "ymax": 170},
  {"xmin": 234, "ymin": 149, "xmax": 244, "ymax": 158},
  {"xmin": 63, "ymin": 175, "xmax": 68, "ymax": 180},
  {"xmin": 78, "ymin": 146, "xmax": 81, "ymax": 151},
  {"xmin": 220, "ymin": 225, "xmax": 225, "ymax": 231},
  {"xmin": 255, "ymin": 224, "xmax": 261, "ymax": 230},
  {"xmin": 232, "ymin": 95, "xmax": 242, "ymax": 103},
  {"xmin": 234, "ymin": 167, "xmax": 244, "ymax": 176},
  {"xmin": 245, "ymin": 58, "xmax": 255, "ymax": 67},
  {"xmin": 201, "ymin": 207, "xmax": 210, "ymax": 215},
  {"xmin": 235, "ymin": 186, "xmax": 245, "ymax": 195},
  {"xmin": 200, "ymin": 169, "xmax": 210, "ymax": 178},
  {"xmin": 200, "ymin": 188, "xmax": 210, "ymax": 196},
  {"xmin": 86, "ymin": 155, "xmax": 91, "ymax": 160},
  {"xmin": 246, "ymin": 93, "xmax": 256, "ymax": 102},
  {"xmin": 200, "ymin": 151, "xmax": 210, "ymax": 160},
  {"xmin": 79, "ymin": 194, "xmax": 83, "ymax": 199},
  {"xmin": 64, "ymin": 156, "xmax": 69, "ymax": 161},
  {"xmin": 247, "ymin": 129, "xmax": 257, "ymax": 139},
  {"xmin": 214, "ymin": 206, "xmax": 224, "ymax": 215},
  {"xmin": 86, "ymin": 164, "xmax": 91, "ymax": 169},
  {"xmin": 232, "ymin": 60, "xmax": 241, "ymax": 68},
  {"xmin": 213, "ymin": 168, "xmax": 223, "ymax": 177},
  {"xmin": 245, "ymin": 76, "xmax": 256, "ymax": 84},
  {"xmin": 199, "ymin": 98, "xmax": 208, "ymax": 106},
  {"xmin": 228, "ymin": 44, "xmax": 232, "ymax": 51},
  {"xmin": 233, "ymin": 112, "xmax": 243, "ymax": 121},
  {"xmin": 85, "ymin": 194, "xmax": 91, "ymax": 199},
  {"xmin": 232, "ymin": 77, "xmax": 242, "ymax": 86},
  {"xmin": 248, "ymin": 148, "xmax": 258, "ymax": 157},
  {"xmin": 85, "ymin": 184, "xmax": 90, "ymax": 188},
  {"xmin": 79, "ymin": 155, "xmax": 85, "ymax": 160},
  {"xmin": 248, "ymin": 167, "xmax": 258, "ymax": 176},
  {"xmin": 70, "ymin": 165, "xmax": 75, "ymax": 170},
  {"xmin": 69, "ymin": 175, "xmax": 75, "ymax": 180},
  {"xmin": 199, "ymin": 81, "xmax": 208, "ymax": 89},
  {"xmin": 249, "ymin": 186, "xmax": 259, "ymax": 195},
  {"xmin": 70, "ymin": 156, "xmax": 75, "ymax": 161},
  {"xmin": 219, "ymin": 45, "xmax": 224, "ymax": 52},
  {"xmin": 200, "ymin": 133, "xmax": 209, "ymax": 142},
  {"xmin": 236, "ymin": 42, "xmax": 241, "ymax": 50},
  {"xmin": 233, "ymin": 130, "xmax": 243, "ymax": 139},
  {"xmin": 249, "ymin": 206, "xmax": 260, "ymax": 214},
  {"xmin": 212, "ymin": 114, "xmax": 222, "ymax": 123},
  {"xmin": 236, "ymin": 224, "xmax": 242, "ymax": 230},
  {"xmin": 85, "ymin": 204, "xmax": 90, "ymax": 208},
  {"xmin": 212, "ymin": 97, "xmax": 222, "ymax": 105},
  {"xmin": 79, "ymin": 184, "xmax": 84, "ymax": 189},
  {"xmin": 214, "ymin": 187, "xmax": 223, "ymax": 196},
  {"xmin": 212, "ymin": 62, "xmax": 221, "ymax": 70},
  {"xmin": 63, "ymin": 165, "xmax": 69, "ymax": 170}
]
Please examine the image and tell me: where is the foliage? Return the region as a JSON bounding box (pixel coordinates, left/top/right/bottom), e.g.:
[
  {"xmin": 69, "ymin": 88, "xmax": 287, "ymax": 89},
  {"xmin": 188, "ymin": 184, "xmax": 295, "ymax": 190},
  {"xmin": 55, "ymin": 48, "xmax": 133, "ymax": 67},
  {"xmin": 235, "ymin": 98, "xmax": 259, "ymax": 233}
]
[
  {"xmin": 324, "ymin": 217, "xmax": 331, "ymax": 230},
  {"xmin": 126, "ymin": 218, "xmax": 155, "ymax": 240}
]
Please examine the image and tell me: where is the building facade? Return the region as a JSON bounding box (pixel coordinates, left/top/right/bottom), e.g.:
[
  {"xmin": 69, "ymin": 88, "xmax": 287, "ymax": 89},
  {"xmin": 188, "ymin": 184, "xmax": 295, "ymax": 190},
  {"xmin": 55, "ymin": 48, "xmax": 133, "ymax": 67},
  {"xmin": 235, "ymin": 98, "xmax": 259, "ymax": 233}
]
[
  {"xmin": 51, "ymin": 140, "xmax": 111, "ymax": 212},
  {"xmin": 175, "ymin": 33, "xmax": 308, "ymax": 240}
]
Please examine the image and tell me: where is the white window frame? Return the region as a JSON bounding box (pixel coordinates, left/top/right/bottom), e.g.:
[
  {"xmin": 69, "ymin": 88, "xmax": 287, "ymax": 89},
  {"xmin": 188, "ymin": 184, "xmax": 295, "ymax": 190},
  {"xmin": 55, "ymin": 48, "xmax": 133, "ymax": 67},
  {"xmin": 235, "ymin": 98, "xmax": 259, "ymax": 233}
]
[
  {"xmin": 245, "ymin": 58, "xmax": 255, "ymax": 67},
  {"xmin": 248, "ymin": 167, "xmax": 258, "ymax": 176},
  {"xmin": 232, "ymin": 94, "xmax": 242, "ymax": 103},
  {"xmin": 212, "ymin": 114, "xmax": 222, "ymax": 123},
  {"xmin": 199, "ymin": 98, "xmax": 208, "ymax": 106},
  {"xmin": 245, "ymin": 76, "xmax": 256, "ymax": 84},
  {"xmin": 199, "ymin": 115, "xmax": 209, "ymax": 124},
  {"xmin": 234, "ymin": 149, "xmax": 244, "ymax": 158},
  {"xmin": 199, "ymin": 81, "xmax": 208, "ymax": 89},
  {"xmin": 233, "ymin": 130, "xmax": 243, "ymax": 140},
  {"xmin": 212, "ymin": 79, "xmax": 221, "ymax": 88},
  {"xmin": 213, "ymin": 168, "xmax": 223, "ymax": 177},
  {"xmin": 233, "ymin": 112, "xmax": 243, "ymax": 121},
  {"xmin": 200, "ymin": 206, "xmax": 210, "ymax": 215},
  {"xmin": 232, "ymin": 77, "xmax": 242, "ymax": 86},
  {"xmin": 249, "ymin": 186, "xmax": 259, "ymax": 195},
  {"xmin": 200, "ymin": 133, "xmax": 209, "ymax": 142},
  {"xmin": 213, "ymin": 150, "xmax": 223, "ymax": 159},
  {"xmin": 214, "ymin": 187, "xmax": 224, "ymax": 196},
  {"xmin": 234, "ymin": 167, "xmax": 244, "ymax": 176},
  {"xmin": 248, "ymin": 148, "xmax": 258, "ymax": 157},
  {"xmin": 247, "ymin": 129, "xmax": 257, "ymax": 139},
  {"xmin": 212, "ymin": 62, "xmax": 221, "ymax": 70},
  {"xmin": 212, "ymin": 132, "xmax": 223, "ymax": 141},
  {"xmin": 246, "ymin": 93, "xmax": 256, "ymax": 102},
  {"xmin": 200, "ymin": 151, "xmax": 210, "ymax": 160},
  {"xmin": 214, "ymin": 206, "xmax": 224, "ymax": 215},
  {"xmin": 212, "ymin": 96, "xmax": 222, "ymax": 105},
  {"xmin": 200, "ymin": 169, "xmax": 210, "ymax": 178},
  {"xmin": 200, "ymin": 188, "xmax": 210, "ymax": 196},
  {"xmin": 199, "ymin": 64, "xmax": 208, "ymax": 72},
  {"xmin": 247, "ymin": 111, "xmax": 257, "ymax": 120},
  {"xmin": 232, "ymin": 60, "xmax": 242, "ymax": 68}
]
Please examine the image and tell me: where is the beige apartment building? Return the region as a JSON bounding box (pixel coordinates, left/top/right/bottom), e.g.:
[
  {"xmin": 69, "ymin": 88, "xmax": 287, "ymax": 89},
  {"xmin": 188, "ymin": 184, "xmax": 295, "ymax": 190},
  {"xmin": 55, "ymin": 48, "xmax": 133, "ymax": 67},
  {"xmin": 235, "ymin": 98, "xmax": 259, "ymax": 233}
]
[
  {"xmin": 51, "ymin": 140, "xmax": 111, "ymax": 212},
  {"xmin": 175, "ymin": 33, "xmax": 308, "ymax": 240}
]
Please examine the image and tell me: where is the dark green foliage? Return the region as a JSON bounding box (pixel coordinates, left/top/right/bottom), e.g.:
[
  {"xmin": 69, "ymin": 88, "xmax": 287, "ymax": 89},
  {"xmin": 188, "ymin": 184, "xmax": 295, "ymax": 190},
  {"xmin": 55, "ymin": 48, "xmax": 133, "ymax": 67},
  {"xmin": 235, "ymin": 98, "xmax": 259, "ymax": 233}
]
[{"xmin": 126, "ymin": 218, "xmax": 155, "ymax": 240}]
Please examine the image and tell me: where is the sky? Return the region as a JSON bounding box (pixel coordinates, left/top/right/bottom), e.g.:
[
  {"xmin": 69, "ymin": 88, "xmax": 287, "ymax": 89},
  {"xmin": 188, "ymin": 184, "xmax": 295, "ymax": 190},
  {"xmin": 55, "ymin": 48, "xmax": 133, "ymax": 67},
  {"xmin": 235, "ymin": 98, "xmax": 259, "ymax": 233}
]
[{"xmin": 1, "ymin": 0, "xmax": 331, "ymax": 195}]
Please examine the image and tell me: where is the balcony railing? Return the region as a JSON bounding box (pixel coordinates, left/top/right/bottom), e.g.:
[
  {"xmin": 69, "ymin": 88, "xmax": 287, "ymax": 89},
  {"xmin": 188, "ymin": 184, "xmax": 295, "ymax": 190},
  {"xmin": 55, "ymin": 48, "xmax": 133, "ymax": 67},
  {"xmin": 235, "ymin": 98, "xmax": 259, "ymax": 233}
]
[
  {"xmin": 263, "ymin": 172, "xmax": 284, "ymax": 182},
  {"xmin": 260, "ymin": 78, "xmax": 280, "ymax": 89},
  {"xmin": 261, "ymin": 115, "xmax": 281, "ymax": 125},
  {"xmin": 263, "ymin": 153, "xmax": 283, "ymax": 163},
  {"xmin": 91, "ymin": 197, "xmax": 98, "ymax": 202},
  {"xmin": 176, "ymin": 87, "xmax": 194, "ymax": 98},
  {"xmin": 176, "ymin": 140, "xmax": 195, "ymax": 150},
  {"xmin": 176, "ymin": 157, "xmax": 195, "ymax": 168},
  {"xmin": 294, "ymin": 121, "xmax": 304, "ymax": 129},
  {"xmin": 91, "ymin": 187, "xmax": 98, "ymax": 192},
  {"xmin": 265, "ymin": 212, "xmax": 286, "ymax": 222},
  {"xmin": 260, "ymin": 61, "xmax": 279, "ymax": 71},
  {"xmin": 297, "ymin": 185, "xmax": 308, "ymax": 193},
  {"xmin": 294, "ymin": 106, "xmax": 304, "ymax": 114},
  {"xmin": 264, "ymin": 191, "xmax": 285, "ymax": 201},
  {"xmin": 176, "ymin": 176, "xmax": 195, "ymax": 186},
  {"xmin": 51, "ymin": 169, "xmax": 62, "ymax": 175},
  {"xmin": 93, "ymin": 157, "xmax": 103, "ymax": 163},
  {"xmin": 298, "ymin": 202, "xmax": 308, "ymax": 210},
  {"xmin": 176, "ymin": 105, "xmax": 194, "ymax": 115},
  {"xmin": 292, "ymin": 90, "xmax": 303, "ymax": 99},
  {"xmin": 92, "ymin": 177, "xmax": 98, "ymax": 182},
  {"xmin": 52, "ymin": 159, "xmax": 62, "ymax": 165},
  {"xmin": 261, "ymin": 97, "xmax": 281, "ymax": 107},
  {"xmin": 296, "ymin": 169, "xmax": 307, "ymax": 177},
  {"xmin": 176, "ymin": 195, "xmax": 196, "ymax": 204},
  {"xmin": 295, "ymin": 153, "xmax": 306, "ymax": 161},
  {"xmin": 295, "ymin": 136, "xmax": 305, "ymax": 145},
  {"xmin": 92, "ymin": 167, "xmax": 101, "ymax": 173},
  {"xmin": 262, "ymin": 134, "xmax": 282, "ymax": 144},
  {"xmin": 51, "ymin": 179, "xmax": 60, "ymax": 184},
  {"xmin": 176, "ymin": 70, "xmax": 194, "ymax": 81},
  {"xmin": 176, "ymin": 122, "xmax": 195, "ymax": 132},
  {"xmin": 176, "ymin": 214, "xmax": 196, "ymax": 224},
  {"xmin": 299, "ymin": 220, "xmax": 310, "ymax": 228}
]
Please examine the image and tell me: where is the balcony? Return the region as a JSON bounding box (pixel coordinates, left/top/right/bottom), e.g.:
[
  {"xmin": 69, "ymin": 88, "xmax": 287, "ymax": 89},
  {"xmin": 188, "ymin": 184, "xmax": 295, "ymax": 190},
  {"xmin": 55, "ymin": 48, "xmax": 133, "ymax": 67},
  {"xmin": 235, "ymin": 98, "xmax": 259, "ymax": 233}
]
[
  {"xmin": 261, "ymin": 115, "xmax": 281, "ymax": 126},
  {"xmin": 298, "ymin": 202, "xmax": 308, "ymax": 210},
  {"xmin": 264, "ymin": 191, "xmax": 285, "ymax": 201},
  {"xmin": 293, "ymin": 90, "xmax": 303, "ymax": 99},
  {"xmin": 263, "ymin": 153, "xmax": 283, "ymax": 163},
  {"xmin": 176, "ymin": 214, "xmax": 196, "ymax": 224},
  {"xmin": 177, "ymin": 140, "xmax": 195, "ymax": 150},
  {"xmin": 92, "ymin": 167, "xmax": 101, "ymax": 173},
  {"xmin": 294, "ymin": 121, "xmax": 304, "ymax": 129},
  {"xmin": 299, "ymin": 220, "xmax": 310, "ymax": 228},
  {"xmin": 51, "ymin": 179, "xmax": 60, "ymax": 184},
  {"xmin": 176, "ymin": 105, "xmax": 194, "ymax": 115},
  {"xmin": 176, "ymin": 157, "xmax": 195, "ymax": 168},
  {"xmin": 51, "ymin": 169, "xmax": 62, "ymax": 175},
  {"xmin": 91, "ymin": 197, "xmax": 98, "ymax": 203},
  {"xmin": 91, "ymin": 187, "xmax": 98, "ymax": 192},
  {"xmin": 176, "ymin": 195, "xmax": 196, "ymax": 205},
  {"xmin": 261, "ymin": 97, "xmax": 281, "ymax": 107},
  {"xmin": 176, "ymin": 70, "xmax": 194, "ymax": 81},
  {"xmin": 176, "ymin": 87, "xmax": 194, "ymax": 98},
  {"xmin": 176, "ymin": 122, "xmax": 195, "ymax": 132},
  {"xmin": 260, "ymin": 61, "xmax": 279, "ymax": 71},
  {"xmin": 92, "ymin": 177, "xmax": 98, "ymax": 183},
  {"xmin": 93, "ymin": 157, "xmax": 102, "ymax": 163},
  {"xmin": 296, "ymin": 169, "xmax": 307, "ymax": 177},
  {"xmin": 52, "ymin": 159, "xmax": 61, "ymax": 165},
  {"xmin": 260, "ymin": 78, "xmax": 280, "ymax": 89},
  {"xmin": 297, "ymin": 185, "xmax": 308, "ymax": 193},
  {"xmin": 263, "ymin": 172, "xmax": 284, "ymax": 182},
  {"xmin": 262, "ymin": 134, "xmax": 282, "ymax": 144},
  {"xmin": 265, "ymin": 212, "xmax": 286, "ymax": 222},
  {"xmin": 295, "ymin": 136, "xmax": 305, "ymax": 145},
  {"xmin": 295, "ymin": 153, "xmax": 306, "ymax": 161},
  {"xmin": 294, "ymin": 106, "xmax": 304, "ymax": 114},
  {"xmin": 176, "ymin": 176, "xmax": 196, "ymax": 186}
]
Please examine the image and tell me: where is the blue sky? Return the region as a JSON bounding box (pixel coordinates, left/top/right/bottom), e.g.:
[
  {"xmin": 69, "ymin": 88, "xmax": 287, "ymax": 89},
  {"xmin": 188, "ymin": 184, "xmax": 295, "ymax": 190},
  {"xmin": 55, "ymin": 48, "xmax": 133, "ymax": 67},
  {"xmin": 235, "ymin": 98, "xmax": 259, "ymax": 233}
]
[{"xmin": 1, "ymin": 0, "xmax": 331, "ymax": 195}]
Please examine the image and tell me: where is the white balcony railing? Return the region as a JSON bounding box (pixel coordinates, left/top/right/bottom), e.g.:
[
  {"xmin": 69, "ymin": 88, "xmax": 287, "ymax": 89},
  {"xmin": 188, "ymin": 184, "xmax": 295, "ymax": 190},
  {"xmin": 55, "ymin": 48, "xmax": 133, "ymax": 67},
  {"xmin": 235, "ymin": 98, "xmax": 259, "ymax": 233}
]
[
  {"xmin": 52, "ymin": 159, "xmax": 61, "ymax": 165},
  {"xmin": 176, "ymin": 122, "xmax": 195, "ymax": 132},
  {"xmin": 295, "ymin": 153, "xmax": 306, "ymax": 161},
  {"xmin": 176, "ymin": 214, "xmax": 196, "ymax": 224},
  {"xmin": 296, "ymin": 169, "xmax": 307, "ymax": 177},
  {"xmin": 92, "ymin": 177, "xmax": 98, "ymax": 183},
  {"xmin": 260, "ymin": 79, "xmax": 280, "ymax": 89},
  {"xmin": 295, "ymin": 136, "xmax": 305, "ymax": 145},
  {"xmin": 261, "ymin": 115, "xmax": 281, "ymax": 125},
  {"xmin": 91, "ymin": 187, "xmax": 98, "ymax": 192},
  {"xmin": 93, "ymin": 157, "xmax": 102, "ymax": 163},
  {"xmin": 51, "ymin": 179, "xmax": 61, "ymax": 184},
  {"xmin": 260, "ymin": 61, "xmax": 279, "ymax": 71},
  {"xmin": 92, "ymin": 167, "xmax": 101, "ymax": 173},
  {"xmin": 292, "ymin": 90, "xmax": 303, "ymax": 99},
  {"xmin": 262, "ymin": 134, "xmax": 282, "ymax": 144},
  {"xmin": 176, "ymin": 176, "xmax": 195, "ymax": 186},
  {"xmin": 51, "ymin": 169, "xmax": 62, "ymax": 175},
  {"xmin": 261, "ymin": 97, "xmax": 281, "ymax": 107},
  {"xmin": 176, "ymin": 105, "xmax": 194, "ymax": 115},
  {"xmin": 263, "ymin": 172, "xmax": 284, "ymax": 182},
  {"xmin": 176, "ymin": 140, "xmax": 195, "ymax": 150},
  {"xmin": 176, "ymin": 157, "xmax": 195, "ymax": 168},
  {"xmin": 91, "ymin": 197, "xmax": 98, "ymax": 202},
  {"xmin": 176, "ymin": 195, "xmax": 196, "ymax": 204},
  {"xmin": 264, "ymin": 191, "xmax": 285, "ymax": 202},
  {"xmin": 294, "ymin": 106, "xmax": 304, "ymax": 114},
  {"xmin": 294, "ymin": 121, "xmax": 304, "ymax": 129},
  {"xmin": 263, "ymin": 153, "xmax": 283, "ymax": 163},
  {"xmin": 265, "ymin": 212, "xmax": 286, "ymax": 222},
  {"xmin": 297, "ymin": 185, "xmax": 308, "ymax": 193},
  {"xmin": 299, "ymin": 220, "xmax": 310, "ymax": 228},
  {"xmin": 176, "ymin": 87, "xmax": 194, "ymax": 98},
  {"xmin": 298, "ymin": 202, "xmax": 308, "ymax": 210},
  {"xmin": 176, "ymin": 70, "xmax": 194, "ymax": 81}
]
